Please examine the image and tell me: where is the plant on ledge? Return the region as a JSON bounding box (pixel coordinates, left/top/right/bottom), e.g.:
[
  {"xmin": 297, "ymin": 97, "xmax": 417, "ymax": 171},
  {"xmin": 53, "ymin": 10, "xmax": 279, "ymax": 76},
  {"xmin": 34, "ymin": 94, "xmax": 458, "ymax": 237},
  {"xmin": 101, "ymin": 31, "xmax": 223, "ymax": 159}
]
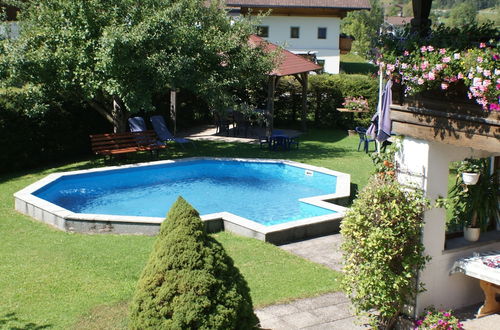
[{"xmin": 377, "ymin": 24, "xmax": 500, "ymax": 111}]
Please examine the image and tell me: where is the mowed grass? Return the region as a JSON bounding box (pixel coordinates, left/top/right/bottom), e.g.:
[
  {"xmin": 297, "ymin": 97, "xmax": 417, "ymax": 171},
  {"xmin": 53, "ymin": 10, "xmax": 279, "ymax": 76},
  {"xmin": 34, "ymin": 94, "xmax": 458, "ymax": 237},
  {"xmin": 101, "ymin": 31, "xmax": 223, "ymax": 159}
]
[
  {"xmin": 0, "ymin": 129, "xmax": 374, "ymax": 329},
  {"xmin": 340, "ymin": 53, "xmax": 377, "ymax": 75}
]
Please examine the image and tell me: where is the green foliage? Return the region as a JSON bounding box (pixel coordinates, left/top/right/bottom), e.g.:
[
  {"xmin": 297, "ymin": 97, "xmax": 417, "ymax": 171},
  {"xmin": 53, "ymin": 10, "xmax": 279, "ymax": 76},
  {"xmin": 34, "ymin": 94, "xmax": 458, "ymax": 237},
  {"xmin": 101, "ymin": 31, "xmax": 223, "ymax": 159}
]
[
  {"xmin": 307, "ymin": 74, "xmax": 378, "ymax": 128},
  {"xmin": 341, "ymin": 176, "xmax": 430, "ymax": 329},
  {"xmin": 0, "ymin": 87, "xmax": 110, "ymax": 172},
  {"xmin": 444, "ymin": 158, "xmax": 498, "ymax": 230},
  {"xmin": 414, "ymin": 308, "xmax": 464, "ymax": 329},
  {"xmin": 129, "ymin": 197, "xmax": 258, "ymax": 330},
  {"xmin": 341, "ymin": 0, "xmax": 384, "ymax": 58},
  {"xmin": 448, "ymin": 1, "xmax": 477, "ymax": 27},
  {"xmin": 1, "ymin": 0, "xmax": 274, "ymax": 132}
]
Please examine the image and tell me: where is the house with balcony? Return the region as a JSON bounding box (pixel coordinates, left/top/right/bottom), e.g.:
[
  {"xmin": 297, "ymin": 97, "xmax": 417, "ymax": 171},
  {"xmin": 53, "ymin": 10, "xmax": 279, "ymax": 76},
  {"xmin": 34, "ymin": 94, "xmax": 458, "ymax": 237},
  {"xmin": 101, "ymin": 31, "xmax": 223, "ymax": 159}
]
[{"xmin": 225, "ymin": 0, "xmax": 371, "ymax": 74}]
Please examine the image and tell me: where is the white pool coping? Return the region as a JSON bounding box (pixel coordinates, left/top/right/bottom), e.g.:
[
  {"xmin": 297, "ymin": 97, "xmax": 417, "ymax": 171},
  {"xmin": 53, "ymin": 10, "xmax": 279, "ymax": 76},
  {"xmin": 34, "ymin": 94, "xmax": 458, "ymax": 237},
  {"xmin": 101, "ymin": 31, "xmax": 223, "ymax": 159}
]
[{"xmin": 14, "ymin": 157, "xmax": 350, "ymax": 244}]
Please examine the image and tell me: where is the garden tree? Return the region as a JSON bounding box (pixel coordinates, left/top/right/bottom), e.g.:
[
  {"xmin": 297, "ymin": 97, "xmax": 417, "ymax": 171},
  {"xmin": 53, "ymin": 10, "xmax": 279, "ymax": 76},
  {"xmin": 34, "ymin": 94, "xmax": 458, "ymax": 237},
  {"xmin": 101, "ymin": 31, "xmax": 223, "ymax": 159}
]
[
  {"xmin": 448, "ymin": 1, "xmax": 477, "ymax": 27},
  {"xmin": 0, "ymin": 0, "xmax": 274, "ymax": 132},
  {"xmin": 341, "ymin": 0, "xmax": 384, "ymax": 58},
  {"xmin": 129, "ymin": 197, "xmax": 258, "ymax": 329},
  {"xmin": 341, "ymin": 176, "xmax": 430, "ymax": 329}
]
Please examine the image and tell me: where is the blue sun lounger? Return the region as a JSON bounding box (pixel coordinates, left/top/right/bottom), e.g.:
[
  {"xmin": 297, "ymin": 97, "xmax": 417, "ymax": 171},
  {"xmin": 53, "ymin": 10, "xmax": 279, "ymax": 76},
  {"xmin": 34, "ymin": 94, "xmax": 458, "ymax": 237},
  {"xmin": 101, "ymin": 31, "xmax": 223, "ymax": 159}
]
[{"xmin": 150, "ymin": 115, "xmax": 195, "ymax": 149}]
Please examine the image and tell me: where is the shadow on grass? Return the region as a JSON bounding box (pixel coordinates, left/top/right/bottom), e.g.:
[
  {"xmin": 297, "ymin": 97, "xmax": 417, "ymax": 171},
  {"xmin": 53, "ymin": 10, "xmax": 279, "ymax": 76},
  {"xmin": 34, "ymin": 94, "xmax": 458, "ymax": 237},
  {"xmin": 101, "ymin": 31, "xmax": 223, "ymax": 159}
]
[
  {"xmin": 0, "ymin": 313, "xmax": 51, "ymax": 330},
  {"xmin": 1, "ymin": 129, "xmax": 358, "ymax": 185}
]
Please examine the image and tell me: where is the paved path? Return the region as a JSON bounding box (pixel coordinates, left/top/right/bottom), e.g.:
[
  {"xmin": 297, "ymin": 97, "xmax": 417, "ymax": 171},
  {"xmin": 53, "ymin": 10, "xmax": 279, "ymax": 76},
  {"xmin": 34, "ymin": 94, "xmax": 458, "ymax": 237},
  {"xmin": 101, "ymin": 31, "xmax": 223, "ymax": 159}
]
[
  {"xmin": 255, "ymin": 234, "xmax": 494, "ymax": 329},
  {"xmin": 255, "ymin": 235, "xmax": 367, "ymax": 329}
]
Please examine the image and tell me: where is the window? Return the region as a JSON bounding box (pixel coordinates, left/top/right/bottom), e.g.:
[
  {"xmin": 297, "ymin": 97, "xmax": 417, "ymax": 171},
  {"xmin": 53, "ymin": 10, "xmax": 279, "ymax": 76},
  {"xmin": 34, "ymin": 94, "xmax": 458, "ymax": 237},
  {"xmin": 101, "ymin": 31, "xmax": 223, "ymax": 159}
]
[
  {"xmin": 257, "ymin": 26, "xmax": 269, "ymax": 38},
  {"xmin": 290, "ymin": 26, "xmax": 300, "ymax": 39},
  {"xmin": 317, "ymin": 27, "xmax": 327, "ymax": 39}
]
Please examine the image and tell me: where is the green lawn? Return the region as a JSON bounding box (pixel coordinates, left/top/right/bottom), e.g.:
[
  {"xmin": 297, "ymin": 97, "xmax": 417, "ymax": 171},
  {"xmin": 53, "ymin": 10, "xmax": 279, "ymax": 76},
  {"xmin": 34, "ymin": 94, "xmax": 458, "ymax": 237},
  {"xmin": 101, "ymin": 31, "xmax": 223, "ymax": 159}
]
[
  {"xmin": 0, "ymin": 129, "xmax": 374, "ymax": 329},
  {"xmin": 340, "ymin": 53, "xmax": 377, "ymax": 75}
]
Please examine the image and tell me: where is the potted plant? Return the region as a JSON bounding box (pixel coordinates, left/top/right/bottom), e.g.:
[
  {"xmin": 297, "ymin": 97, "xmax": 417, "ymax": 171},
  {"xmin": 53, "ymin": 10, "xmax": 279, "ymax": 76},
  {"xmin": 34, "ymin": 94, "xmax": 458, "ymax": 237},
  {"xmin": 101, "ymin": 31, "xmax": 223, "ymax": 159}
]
[
  {"xmin": 457, "ymin": 158, "xmax": 483, "ymax": 185},
  {"xmin": 448, "ymin": 158, "xmax": 499, "ymax": 241}
]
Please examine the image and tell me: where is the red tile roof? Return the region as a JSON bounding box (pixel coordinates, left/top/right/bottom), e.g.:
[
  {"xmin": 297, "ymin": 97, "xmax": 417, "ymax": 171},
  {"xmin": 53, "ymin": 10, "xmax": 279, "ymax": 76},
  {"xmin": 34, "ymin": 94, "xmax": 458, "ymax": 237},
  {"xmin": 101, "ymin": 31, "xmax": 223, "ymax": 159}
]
[
  {"xmin": 226, "ymin": 0, "xmax": 371, "ymax": 10},
  {"xmin": 249, "ymin": 35, "xmax": 321, "ymax": 76}
]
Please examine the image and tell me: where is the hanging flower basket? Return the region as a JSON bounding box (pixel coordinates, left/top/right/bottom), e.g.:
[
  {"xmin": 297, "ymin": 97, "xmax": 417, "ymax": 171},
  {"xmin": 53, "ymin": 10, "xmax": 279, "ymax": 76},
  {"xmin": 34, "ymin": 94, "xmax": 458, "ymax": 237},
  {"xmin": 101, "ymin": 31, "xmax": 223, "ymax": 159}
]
[{"xmin": 462, "ymin": 172, "xmax": 480, "ymax": 185}]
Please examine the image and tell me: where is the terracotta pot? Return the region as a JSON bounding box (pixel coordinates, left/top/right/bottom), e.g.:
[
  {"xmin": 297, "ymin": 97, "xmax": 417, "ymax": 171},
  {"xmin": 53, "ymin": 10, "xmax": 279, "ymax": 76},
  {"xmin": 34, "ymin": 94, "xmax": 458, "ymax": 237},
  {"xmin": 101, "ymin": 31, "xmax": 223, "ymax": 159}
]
[
  {"xmin": 464, "ymin": 227, "xmax": 480, "ymax": 242},
  {"xmin": 462, "ymin": 172, "xmax": 480, "ymax": 185}
]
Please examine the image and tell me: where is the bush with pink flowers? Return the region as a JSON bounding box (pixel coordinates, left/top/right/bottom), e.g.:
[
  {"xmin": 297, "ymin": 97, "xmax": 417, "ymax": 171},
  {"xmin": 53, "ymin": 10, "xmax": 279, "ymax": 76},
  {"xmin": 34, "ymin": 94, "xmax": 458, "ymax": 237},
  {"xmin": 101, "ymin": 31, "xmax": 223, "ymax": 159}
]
[
  {"xmin": 414, "ymin": 308, "xmax": 464, "ymax": 330},
  {"xmin": 381, "ymin": 42, "xmax": 499, "ymax": 111}
]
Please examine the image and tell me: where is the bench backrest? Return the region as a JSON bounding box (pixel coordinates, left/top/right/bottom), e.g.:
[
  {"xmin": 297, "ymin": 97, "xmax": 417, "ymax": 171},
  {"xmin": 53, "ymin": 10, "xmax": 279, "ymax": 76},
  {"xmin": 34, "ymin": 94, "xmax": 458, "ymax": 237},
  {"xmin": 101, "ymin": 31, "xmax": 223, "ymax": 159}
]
[{"xmin": 89, "ymin": 131, "xmax": 160, "ymax": 154}]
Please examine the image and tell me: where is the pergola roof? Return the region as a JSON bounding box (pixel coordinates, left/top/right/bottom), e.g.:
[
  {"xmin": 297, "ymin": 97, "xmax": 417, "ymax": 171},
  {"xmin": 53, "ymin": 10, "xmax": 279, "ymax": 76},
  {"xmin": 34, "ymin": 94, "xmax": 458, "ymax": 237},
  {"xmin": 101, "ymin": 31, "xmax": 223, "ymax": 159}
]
[
  {"xmin": 226, "ymin": 0, "xmax": 371, "ymax": 10},
  {"xmin": 249, "ymin": 35, "xmax": 321, "ymax": 76}
]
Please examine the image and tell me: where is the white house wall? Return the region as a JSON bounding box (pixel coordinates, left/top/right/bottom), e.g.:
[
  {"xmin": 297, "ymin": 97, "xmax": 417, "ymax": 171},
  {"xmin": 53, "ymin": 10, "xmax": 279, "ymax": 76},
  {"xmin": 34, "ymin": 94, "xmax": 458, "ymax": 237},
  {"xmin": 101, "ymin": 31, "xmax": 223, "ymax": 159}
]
[
  {"xmin": 396, "ymin": 137, "xmax": 500, "ymax": 314},
  {"xmin": 258, "ymin": 16, "xmax": 341, "ymax": 73}
]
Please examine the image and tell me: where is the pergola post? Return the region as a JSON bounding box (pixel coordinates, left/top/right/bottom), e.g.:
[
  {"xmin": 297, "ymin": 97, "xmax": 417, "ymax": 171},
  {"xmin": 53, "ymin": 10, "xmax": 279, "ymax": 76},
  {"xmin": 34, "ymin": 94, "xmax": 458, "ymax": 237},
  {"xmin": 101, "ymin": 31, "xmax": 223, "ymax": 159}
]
[
  {"xmin": 299, "ymin": 72, "xmax": 309, "ymax": 132},
  {"xmin": 266, "ymin": 75, "xmax": 277, "ymax": 137},
  {"xmin": 170, "ymin": 89, "xmax": 177, "ymax": 135}
]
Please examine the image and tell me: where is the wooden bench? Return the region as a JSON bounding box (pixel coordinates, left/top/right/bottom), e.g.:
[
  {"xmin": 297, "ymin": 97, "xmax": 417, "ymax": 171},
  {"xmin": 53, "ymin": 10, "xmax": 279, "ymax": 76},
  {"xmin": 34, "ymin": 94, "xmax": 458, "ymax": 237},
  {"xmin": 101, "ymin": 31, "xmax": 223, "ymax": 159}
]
[{"xmin": 90, "ymin": 131, "xmax": 167, "ymax": 158}]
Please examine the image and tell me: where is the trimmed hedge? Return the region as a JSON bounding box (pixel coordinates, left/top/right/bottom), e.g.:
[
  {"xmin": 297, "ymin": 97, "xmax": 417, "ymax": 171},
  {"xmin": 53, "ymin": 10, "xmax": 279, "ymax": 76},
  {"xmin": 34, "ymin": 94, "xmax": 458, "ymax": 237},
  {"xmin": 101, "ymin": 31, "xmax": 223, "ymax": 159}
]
[
  {"xmin": 0, "ymin": 88, "xmax": 110, "ymax": 173},
  {"xmin": 129, "ymin": 197, "xmax": 258, "ymax": 330},
  {"xmin": 274, "ymin": 73, "xmax": 378, "ymax": 129}
]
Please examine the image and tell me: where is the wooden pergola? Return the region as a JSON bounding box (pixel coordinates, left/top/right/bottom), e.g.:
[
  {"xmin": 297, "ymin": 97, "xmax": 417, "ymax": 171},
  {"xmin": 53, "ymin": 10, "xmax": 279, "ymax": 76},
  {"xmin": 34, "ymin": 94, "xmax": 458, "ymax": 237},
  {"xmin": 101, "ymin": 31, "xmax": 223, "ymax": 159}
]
[{"xmin": 249, "ymin": 35, "xmax": 321, "ymax": 136}]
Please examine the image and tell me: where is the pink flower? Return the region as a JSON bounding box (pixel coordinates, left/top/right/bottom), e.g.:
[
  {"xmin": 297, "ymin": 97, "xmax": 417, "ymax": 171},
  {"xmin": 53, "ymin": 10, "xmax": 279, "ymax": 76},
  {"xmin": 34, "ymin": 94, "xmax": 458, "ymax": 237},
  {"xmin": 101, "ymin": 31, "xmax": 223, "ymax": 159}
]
[
  {"xmin": 401, "ymin": 63, "xmax": 408, "ymax": 69},
  {"xmin": 468, "ymin": 72, "xmax": 474, "ymax": 79},
  {"xmin": 443, "ymin": 312, "xmax": 451, "ymax": 317},
  {"xmin": 421, "ymin": 61, "xmax": 429, "ymax": 70},
  {"xmin": 477, "ymin": 66, "xmax": 484, "ymax": 73},
  {"xmin": 467, "ymin": 92, "xmax": 473, "ymax": 99},
  {"xmin": 484, "ymin": 70, "xmax": 491, "ymax": 77},
  {"xmin": 439, "ymin": 48, "xmax": 446, "ymax": 54},
  {"xmin": 457, "ymin": 72, "xmax": 464, "ymax": 79},
  {"xmin": 387, "ymin": 64, "xmax": 395, "ymax": 72},
  {"xmin": 428, "ymin": 45, "xmax": 434, "ymax": 51},
  {"xmin": 480, "ymin": 42, "xmax": 486, "ymax": 48},
  {"xmin": 454, "ymin": 53, "xmax": 461, "ymax": 60},
  {"xmin": 493, "ymin": 54, "xmax": 500, "ymax": 60},
  {"xmin": 435, "ymin": 64, "xmax": 443, "ymax": 71},
  {"xmin": 484, "ymin": 79, "xmax": 491, "ymax": 87},
  {"xmin": 421, "ymin": 46, "xmax": 427, "ymax": 52},
  {"xmin": 418, "ymin": 78, "xmax": 424, "ymax": 85},
  {"xmin": 495, "ymin": 69, "xmax": 500, "ymax": 75},
  {"xmin": 477, "ymin": 56, "xmax": 484, "ymax": 63},
  {"xmin": 428, "ymin": 72, "xmax": 435, "ymax": 80},
  {"xmin": 442, "ymin": 57, "xmax": 451, "ymax": 63},
  {"xmin": 404, "ymin": 50, "xmax": 410, "ymax": 56},
  {"xmin": 441, "ymin": 83, "xmax": 449, "ymax": 90}
]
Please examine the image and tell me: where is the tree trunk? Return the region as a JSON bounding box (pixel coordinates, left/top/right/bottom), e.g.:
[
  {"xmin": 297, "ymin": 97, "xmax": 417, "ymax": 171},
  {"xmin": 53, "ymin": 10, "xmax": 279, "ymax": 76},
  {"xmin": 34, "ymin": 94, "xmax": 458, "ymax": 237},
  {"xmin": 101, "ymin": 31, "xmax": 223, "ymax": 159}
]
[
  {"xmin": 87, "ymin": 97, "xmax": 129, "ymax": 133},
  {"xmin": 112, "ymin": 96, "xmax": 129, "ymax": 133}
]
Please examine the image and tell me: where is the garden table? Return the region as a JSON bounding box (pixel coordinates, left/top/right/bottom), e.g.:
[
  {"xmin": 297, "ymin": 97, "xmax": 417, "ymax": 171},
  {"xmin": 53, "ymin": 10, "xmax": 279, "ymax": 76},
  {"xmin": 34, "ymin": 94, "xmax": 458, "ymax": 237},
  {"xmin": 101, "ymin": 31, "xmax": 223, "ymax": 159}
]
[{"xmin": 451, "ymin": 251, "xmax": 500, "ymax": 318}]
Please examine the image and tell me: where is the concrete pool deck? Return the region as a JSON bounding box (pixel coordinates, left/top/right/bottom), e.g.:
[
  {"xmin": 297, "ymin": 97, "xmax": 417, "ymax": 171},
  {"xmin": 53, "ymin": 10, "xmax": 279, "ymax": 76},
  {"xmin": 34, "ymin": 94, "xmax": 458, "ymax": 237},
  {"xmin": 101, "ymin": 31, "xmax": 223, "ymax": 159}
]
[{"xmin": 14, "ymin": 157, "xmax": 350, "ymax": 244}]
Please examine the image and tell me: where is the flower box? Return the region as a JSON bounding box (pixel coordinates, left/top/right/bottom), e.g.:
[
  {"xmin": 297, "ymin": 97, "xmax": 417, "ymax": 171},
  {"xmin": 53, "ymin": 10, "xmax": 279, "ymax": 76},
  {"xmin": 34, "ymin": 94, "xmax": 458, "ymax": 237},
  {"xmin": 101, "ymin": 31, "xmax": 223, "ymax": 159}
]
[
  {"xmin": 339, "ymin": 34, "xmax": 353, "ymax": 54},
  {"xmin": 390, "ymin": 82, "xmax": 500, "ymax": 153}
]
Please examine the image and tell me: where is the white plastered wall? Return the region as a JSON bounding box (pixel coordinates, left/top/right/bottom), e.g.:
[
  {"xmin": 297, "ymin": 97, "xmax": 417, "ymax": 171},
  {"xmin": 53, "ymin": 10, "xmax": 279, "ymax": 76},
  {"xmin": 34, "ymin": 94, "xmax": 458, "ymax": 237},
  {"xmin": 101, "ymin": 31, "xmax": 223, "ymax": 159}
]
[
  {"xmin": 257, "ymin": 16, "xmax": 341, "ymax": 73},
  {"xmin": 396, "ymin": 137, "xmax": 500, "ymax": 315}
]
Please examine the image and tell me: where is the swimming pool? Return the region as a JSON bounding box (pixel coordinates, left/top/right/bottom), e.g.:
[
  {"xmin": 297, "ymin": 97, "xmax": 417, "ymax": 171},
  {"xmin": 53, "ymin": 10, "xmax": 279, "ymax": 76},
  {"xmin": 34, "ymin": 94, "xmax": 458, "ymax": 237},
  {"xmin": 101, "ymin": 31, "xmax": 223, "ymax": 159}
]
[{"xmin": 15, "ymin": 158, "xmax": 350, "ymax": 243}]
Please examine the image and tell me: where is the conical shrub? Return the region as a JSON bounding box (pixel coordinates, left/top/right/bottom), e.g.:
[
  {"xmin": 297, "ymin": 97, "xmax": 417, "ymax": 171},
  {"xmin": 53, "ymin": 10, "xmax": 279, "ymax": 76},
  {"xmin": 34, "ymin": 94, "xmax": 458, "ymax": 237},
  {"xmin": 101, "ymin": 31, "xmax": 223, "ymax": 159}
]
[{"xmin": 129, "ymin": 197, "xmax": 258, "ymax": 329}]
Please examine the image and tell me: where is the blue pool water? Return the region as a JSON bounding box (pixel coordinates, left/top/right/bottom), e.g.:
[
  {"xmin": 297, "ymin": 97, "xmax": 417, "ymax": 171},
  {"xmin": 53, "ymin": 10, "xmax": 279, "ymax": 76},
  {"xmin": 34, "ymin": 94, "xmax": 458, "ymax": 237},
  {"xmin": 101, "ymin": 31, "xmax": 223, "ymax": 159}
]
[{"xmin": 34, "ymin": 160, "xmax": 338, "ymax": 226}]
